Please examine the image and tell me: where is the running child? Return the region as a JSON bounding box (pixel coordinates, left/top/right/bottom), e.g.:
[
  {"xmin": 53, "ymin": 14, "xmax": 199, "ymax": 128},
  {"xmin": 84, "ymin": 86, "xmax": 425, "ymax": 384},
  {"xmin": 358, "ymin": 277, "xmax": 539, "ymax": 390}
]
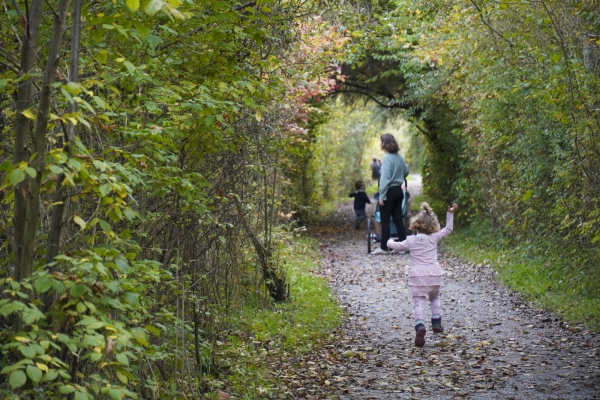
[
  {"xmin": 348, "ymin": 180, "xmax": 371, "ymax": 229},
  {"xmin": 387, "ymin": 202, "xmax": 458, "ymax": 347}
]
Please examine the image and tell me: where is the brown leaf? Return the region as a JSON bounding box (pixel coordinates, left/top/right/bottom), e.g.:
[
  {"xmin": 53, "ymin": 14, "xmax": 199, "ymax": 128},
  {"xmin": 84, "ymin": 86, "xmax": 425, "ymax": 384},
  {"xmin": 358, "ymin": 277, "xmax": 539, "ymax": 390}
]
[
  {"xmin": 18, "ymin": 15, "xmax": 27, "ymax": 29},
  {"xmin": 56, "ymin": 69, "xmax": 67, "ymax": 82},
  {"xmin": 218, "ymin": 391, "xmax": 230, "ymax": 400},
  {"xmin": 105, "ymin": 338, "xmax": 115, "ymax": 355}
]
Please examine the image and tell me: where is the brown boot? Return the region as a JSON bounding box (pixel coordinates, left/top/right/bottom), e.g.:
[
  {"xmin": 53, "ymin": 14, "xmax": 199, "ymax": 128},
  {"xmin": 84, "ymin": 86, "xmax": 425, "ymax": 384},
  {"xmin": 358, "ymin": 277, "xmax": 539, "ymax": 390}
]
[{"xmin": 414, "ymin": 323, "xmax": 426, "ymax": 347}]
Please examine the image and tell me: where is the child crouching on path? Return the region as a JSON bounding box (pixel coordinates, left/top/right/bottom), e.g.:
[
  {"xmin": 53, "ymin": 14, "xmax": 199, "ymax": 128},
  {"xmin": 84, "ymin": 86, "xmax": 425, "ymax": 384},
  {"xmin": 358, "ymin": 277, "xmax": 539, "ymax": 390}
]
[{"xmin": 387, "ymin": 202, "xmax": 458, "ymax": 347}]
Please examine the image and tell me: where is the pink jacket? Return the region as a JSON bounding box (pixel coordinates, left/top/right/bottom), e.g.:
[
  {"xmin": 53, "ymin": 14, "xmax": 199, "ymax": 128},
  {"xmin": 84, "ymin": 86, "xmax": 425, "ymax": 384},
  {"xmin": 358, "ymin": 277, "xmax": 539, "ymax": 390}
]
[{"xmin": 387, "ymin": 213, "xmax": 454, "ymax": 295}]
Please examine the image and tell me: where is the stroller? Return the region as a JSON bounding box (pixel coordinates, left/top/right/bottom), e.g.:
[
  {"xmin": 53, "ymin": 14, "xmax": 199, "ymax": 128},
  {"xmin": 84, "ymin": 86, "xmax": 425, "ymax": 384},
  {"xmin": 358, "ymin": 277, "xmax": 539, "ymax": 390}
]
[{"xmin": 367, "ymin": 180, "xmax": 411, "ymax": 253}]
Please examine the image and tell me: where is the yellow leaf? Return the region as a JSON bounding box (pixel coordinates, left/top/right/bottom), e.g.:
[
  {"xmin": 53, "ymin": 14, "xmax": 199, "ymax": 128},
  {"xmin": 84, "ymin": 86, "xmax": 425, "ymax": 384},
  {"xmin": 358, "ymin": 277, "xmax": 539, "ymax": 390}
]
[
  {"xmin": 14, "ymin": 336, "xmax": 31, "ymax": 343},
  {"xmin": 21, "ymin": 109, "xmax": 36, "ymax": 119},
  {"xmin": 73, "ymin": 215, "xmax": 86, "ymax": 230},
  {"xmin": 36, "ymin": 363, "xmax": 48, "ymax": 372}
]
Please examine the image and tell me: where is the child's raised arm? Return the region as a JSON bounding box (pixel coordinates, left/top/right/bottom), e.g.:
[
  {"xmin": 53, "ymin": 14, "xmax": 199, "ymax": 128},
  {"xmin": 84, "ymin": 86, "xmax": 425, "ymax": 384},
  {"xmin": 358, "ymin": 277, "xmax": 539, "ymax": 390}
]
[{"xmin": 432, "ymin": 204, "xmax": 458, "ymax": 241}]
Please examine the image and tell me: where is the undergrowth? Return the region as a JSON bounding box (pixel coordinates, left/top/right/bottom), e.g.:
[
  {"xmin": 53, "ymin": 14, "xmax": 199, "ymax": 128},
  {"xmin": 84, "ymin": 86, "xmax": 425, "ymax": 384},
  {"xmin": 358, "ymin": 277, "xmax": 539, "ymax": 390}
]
[
  {"xmin": 205, "ymin": 236, "xmax": 342, "ymax": 398},
  {"xmin": 445, "ymin": 219, "xmax": 600, "ymax": 332}
]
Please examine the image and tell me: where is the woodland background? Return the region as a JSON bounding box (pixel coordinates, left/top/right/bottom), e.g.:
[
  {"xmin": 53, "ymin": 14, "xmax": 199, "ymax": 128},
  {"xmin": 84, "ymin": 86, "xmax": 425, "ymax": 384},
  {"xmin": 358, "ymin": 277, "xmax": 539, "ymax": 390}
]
[{"xmin": 0, "ymin": 0, "xmax": 598, "ymax": 398}]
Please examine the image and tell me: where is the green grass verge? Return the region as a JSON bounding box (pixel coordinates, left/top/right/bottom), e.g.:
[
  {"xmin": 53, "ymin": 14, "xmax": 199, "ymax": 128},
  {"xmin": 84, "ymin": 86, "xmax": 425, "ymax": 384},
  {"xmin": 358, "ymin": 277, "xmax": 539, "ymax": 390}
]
[
  {"xmin": 445, "ymin": 220, "xmax": 600, "ymax": 332},
  {"xmin": 209, "ymin": 236, "xmax": 343, "ymax": 398}
]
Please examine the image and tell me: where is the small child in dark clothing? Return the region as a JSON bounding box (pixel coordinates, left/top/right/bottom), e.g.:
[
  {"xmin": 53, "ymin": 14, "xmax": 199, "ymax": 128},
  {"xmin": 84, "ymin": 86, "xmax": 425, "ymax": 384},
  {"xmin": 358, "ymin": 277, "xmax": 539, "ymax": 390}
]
[{"xmin": 349, "ymin": 180, "xmax": 371, "ymax": 229}]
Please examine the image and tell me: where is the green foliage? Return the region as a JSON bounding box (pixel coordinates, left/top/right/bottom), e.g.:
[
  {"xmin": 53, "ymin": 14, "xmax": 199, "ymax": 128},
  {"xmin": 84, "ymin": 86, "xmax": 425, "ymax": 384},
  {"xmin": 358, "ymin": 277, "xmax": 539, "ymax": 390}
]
[
  {"xmin": 0, "ymin": 248, "xmax": 176, "ymax": 398},
  {"xmin": 446, "ymin": 222, "xmax": 600, "ymax": 331},
  {"xmin": 203, "ymin": 235, "xmax": 342, "ymax": 398}
]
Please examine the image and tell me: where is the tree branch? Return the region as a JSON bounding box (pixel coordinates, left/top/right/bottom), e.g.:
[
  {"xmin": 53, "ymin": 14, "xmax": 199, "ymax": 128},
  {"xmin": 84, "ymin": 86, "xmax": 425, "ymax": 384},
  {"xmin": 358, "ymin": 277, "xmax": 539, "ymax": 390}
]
[{"xmin": 233, "ymin": 2, "xmax": 256, "ymax": 11}]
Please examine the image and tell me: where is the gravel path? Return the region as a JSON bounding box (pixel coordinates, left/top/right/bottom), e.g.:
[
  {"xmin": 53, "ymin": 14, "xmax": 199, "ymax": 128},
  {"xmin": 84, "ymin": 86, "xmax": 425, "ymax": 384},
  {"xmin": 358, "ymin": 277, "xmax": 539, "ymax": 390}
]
[{"xmin": 281, "ymin": 181, "xmax": 600, "ymax": 400}]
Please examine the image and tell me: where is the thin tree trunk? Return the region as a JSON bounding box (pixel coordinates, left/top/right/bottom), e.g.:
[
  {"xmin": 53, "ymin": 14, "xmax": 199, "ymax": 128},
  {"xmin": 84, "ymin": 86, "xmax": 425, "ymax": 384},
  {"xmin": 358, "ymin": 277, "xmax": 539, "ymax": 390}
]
[
  {"xmin": 13, "ymin": 0, "xmax": 44, "ymax": 281},
  {"xmin": 18, "ymin": 0, "xmax": 71, "ymax": 282},
  {"xmin": 46, "ymin": 0, "xmax": 81, "ymax": 265},
  {"xmin": 44, "ymin": 0, "xmax": 81, "ymax": 311}
]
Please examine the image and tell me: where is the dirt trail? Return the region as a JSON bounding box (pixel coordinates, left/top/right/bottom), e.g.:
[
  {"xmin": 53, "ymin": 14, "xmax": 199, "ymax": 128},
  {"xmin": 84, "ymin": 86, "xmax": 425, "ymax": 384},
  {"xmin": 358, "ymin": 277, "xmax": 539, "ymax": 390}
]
[{"xmin": 282, "ymin": 181, "xmax": 600, "ymax": 399}]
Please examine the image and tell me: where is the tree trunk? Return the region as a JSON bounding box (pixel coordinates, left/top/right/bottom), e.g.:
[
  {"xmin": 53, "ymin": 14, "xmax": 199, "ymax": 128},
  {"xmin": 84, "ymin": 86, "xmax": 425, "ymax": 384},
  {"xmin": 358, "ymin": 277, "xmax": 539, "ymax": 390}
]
[
  {"xmin": 44, "ymin": 0, "xmax": 82, "ymax": 311},
  {"xmin": 18, "ymin": 0, "xmax": 71, "ymax": 282},
  {"xmin": 46, "ymin": 0, "xmax": 81, "ymax": 265},
  {"xmin": 13, "ymin": 1, "xmax": 44, "ymax": 281}
]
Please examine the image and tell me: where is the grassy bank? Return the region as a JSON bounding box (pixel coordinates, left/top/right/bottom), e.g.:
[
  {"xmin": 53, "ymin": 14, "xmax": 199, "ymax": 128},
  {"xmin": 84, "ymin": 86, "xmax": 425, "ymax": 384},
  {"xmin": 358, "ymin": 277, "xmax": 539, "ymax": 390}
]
[
  {"xmin": 445, "ymin": 220, "xmax": 600, "ymax": 332},
  {"xmin": 207, "ymin": 236, "xmax": 342, "ymax": 398}
]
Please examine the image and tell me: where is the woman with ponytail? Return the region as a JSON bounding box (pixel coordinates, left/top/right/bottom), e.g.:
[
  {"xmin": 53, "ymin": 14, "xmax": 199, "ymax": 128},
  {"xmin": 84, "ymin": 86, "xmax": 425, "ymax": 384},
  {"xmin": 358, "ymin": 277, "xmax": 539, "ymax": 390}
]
[{"xmin": 387, "ymin": 202, "xmax": 459, "ymax": 347}]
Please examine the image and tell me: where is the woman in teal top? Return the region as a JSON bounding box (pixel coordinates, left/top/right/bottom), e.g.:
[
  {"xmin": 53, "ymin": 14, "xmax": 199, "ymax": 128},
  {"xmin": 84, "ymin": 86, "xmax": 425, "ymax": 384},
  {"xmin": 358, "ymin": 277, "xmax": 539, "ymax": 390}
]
[{"xmin": 373, "ymin": 133, "xmax": 409, "ymax": 254}]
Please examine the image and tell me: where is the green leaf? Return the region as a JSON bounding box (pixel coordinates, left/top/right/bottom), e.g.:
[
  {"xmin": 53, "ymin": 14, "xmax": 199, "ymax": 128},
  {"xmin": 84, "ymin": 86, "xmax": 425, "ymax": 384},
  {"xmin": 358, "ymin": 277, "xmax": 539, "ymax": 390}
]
[
  {"xmin": 63, "ymin": 82, "xmax": 82, "ymax": 95},
  {"xmin": 1, "ymin": 364, "xmax": 24, "ymax": 374},
  {"xmin": 18, "ymin": 345, "xmax": 36, "ymax": 359},
  {"xmin": 99, "ymin": 183, "xmax": 112, "ymax": 197},
  {"xmin": 49, "ymin": 165, "xmax": 64, "ymax": 174},
  {"xmin": 93, "ymin": 96, "xmax": 108, "ymax": 110},
  {"xmin": 34, "ymin": 276, "xmax": 53, "ymax": 293},
  {"xmin": 126, "ymin": 0, "xmax": 140, "ymax": 12},
  {"xmin": 8, "ymin": 168, "xmax": 25, "ymax": 185},
  {"xmin": 116, "ymin": 353, "xmax": 129, "ymax": 366},
  {"xmin": 145, "ymin": 0, "xmax": 163, "ymax": 16},
  {"xmin": 76, "ymin": 302, "xmax": 87, "ymax": 314},
  {"xmin": 69, "ymin": 284, "xmax": 87, "ymax": 298},
  {"xmin": 9, "ymin": 369, "xmax": 27, "ymax": 388},
  {"xmin": 75, "ymin": 316, "xmax": 96, "ymax": 325},
  {"xmin": 123, "ymin": 292, "xmax": 139, "ymax": 306},
  {"xmin": 131, "ymin": 327, "xmax": 149, "ymax": 346},
  {"xmin": 133, "ymin": 21, "xmax": 150, "ymax": 36},
  {"xmin": 26, "ymin": 365, "xmax": 42, "ymax": 383},
  {"xmin": 146, "ymin": 325, "xmax": 161, "ymax": 337},
  {"xmin": 82, "ymin": 335, "xmax": 99, "ymax": 347},
  {"xmin": 123, "ymin": 61, "xmax": 137, "ymax": 74},
  {"xmin": 116, "ymin": 370, "xmax": 128, "ymax": 384},
  {"xmin": 521, "ymin": 190, "xmax": 534, "ymax": 201},
  {"xmin": 96, "ymin": 50, "xmax": 108, "ymax": 64},
  {"xmin": 59, "ymin": 385, "xmax": 77, "ymax": 394},
  {"xmin": 24, "ymin": 167, "xmax": 37, "ymax": 178},
  {"xmin": 42, "ymin": 369, "xmax": 59, "ymax": 382},
  {"xmin": 109, "ymin": 388, "xmax": 124, "ymax": 400},
  {"xmin": 99, "ymin": 219, "xmax": 112, "ymax": 234},
  {"xmin": 115, "ymin": 258, "xmax": 130, "ymax": 273},
  {"xmin": 74, "ymin": 392, "xmax": 89, "ymax": 400}
]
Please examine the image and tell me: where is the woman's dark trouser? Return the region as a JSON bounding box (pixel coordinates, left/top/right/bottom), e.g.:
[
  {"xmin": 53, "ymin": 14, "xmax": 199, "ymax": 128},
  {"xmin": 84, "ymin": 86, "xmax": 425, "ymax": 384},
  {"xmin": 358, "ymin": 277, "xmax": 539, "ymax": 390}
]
[{"xmin": 380, "ymin": 185, "xmax": 406, "ymax": 250}]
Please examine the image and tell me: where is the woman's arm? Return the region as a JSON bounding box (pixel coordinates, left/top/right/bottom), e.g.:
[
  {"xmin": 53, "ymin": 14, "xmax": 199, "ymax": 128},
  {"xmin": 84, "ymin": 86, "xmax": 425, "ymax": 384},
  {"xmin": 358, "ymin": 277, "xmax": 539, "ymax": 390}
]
[{"xmin": 378, "ymin": 156, "xmax": 391, "ymax": 201}]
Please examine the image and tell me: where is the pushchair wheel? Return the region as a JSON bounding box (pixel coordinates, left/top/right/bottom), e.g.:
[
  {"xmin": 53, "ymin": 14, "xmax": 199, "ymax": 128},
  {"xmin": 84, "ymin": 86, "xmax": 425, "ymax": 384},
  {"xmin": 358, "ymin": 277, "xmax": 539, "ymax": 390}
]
[{"xmin": 367, "ymin": 217, "xmax": 372, "ymax": 254}]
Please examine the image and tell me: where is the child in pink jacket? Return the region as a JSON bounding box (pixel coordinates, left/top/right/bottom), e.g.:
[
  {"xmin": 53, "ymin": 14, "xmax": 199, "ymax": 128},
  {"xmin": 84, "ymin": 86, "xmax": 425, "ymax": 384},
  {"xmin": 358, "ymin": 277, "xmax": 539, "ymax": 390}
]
[{"xmin": 387, "ymin": 202, "xmax": 458, "ymax": 347}]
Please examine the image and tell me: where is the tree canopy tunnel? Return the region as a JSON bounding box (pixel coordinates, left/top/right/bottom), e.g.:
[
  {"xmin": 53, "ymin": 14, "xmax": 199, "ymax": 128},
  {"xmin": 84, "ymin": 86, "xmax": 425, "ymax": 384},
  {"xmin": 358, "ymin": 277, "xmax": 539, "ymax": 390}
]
[{"xmin": 330, "ymin": 51, "xmax": 466, "ymax": 216}]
